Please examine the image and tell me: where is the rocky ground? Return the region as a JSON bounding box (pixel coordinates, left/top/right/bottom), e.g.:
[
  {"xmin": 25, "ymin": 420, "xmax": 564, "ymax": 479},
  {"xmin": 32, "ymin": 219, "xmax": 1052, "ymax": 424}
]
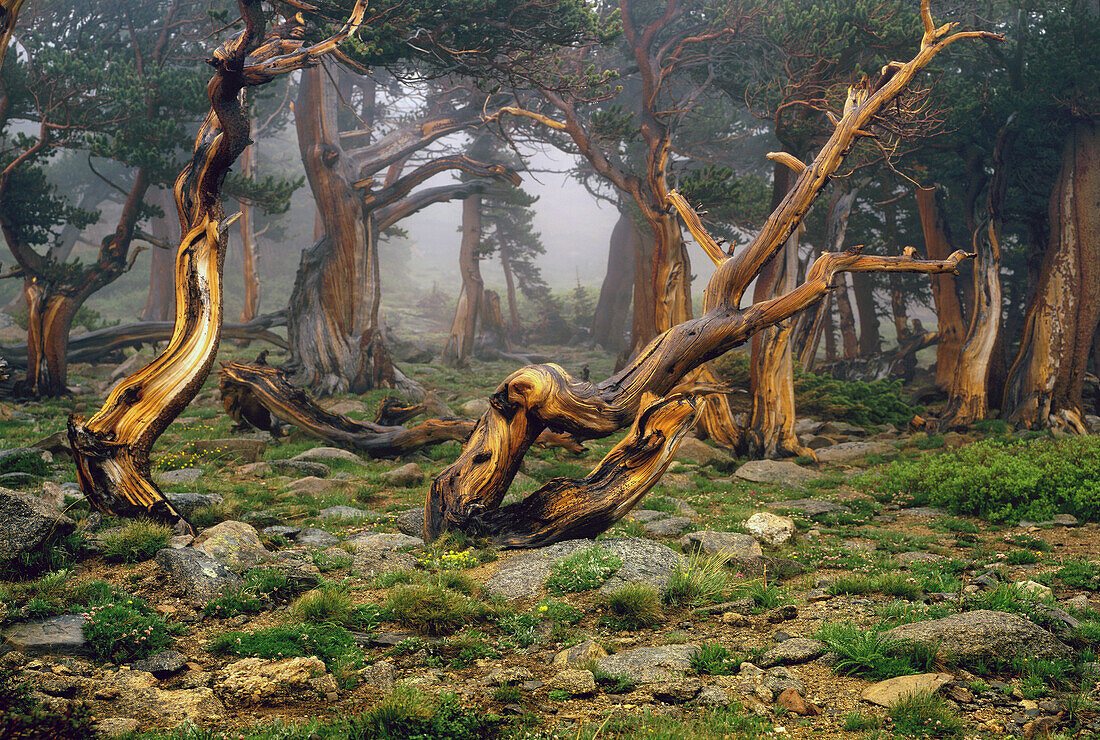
[{"xmin": 1, "ymin": 348, "xmax": 1098, "ymax": 740}]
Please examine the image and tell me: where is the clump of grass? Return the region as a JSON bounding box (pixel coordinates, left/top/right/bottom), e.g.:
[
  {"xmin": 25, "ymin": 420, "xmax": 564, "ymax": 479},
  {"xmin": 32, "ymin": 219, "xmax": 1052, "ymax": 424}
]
[
  {"xmin": 828, "ymin": 572, "xmax": 923, "ymax": 600},
  {"xmin": 492, "ymin": 685, "xmax": 521, "ymax": 703},
  {"xmin": 1056, "ymin": 559, "xmax": 1100, "ymax": 590},
  {"xmin": 888, "ymin": 691, "xmax": 965, "ymax": 738},
  {"xmin": 691, "ymin": 642, "xmax": 741, "ymax": 675},
  {"xmin": 731, "ymin": 579, "xmax": 785, "ymax": 611},
  {"xmin": 599, "ymin": 584, "xmax": 663, "ymax": 630},
  {"xmin": 664, "ymin": 551, "xmax": 733, "ymax": 608},
  {"xmin": 585, "ymin": 662, "xmax": 636, "ymax": 693},
  {"xmin": 385, "ymin": 582, "xmax": 493, "ymax": 636},
  {"xmin": 292, "ymin": 585, "xmax": 355, "ymax": 625},
  {"xmin": 100, "ymin": 519, "xmax": 173, "ymax": 563},
  {"xmin": 816, "ymin": 623, "xmax": 935, "ymax": 681},
  {"xmin": 312, "ymin": 549, "xmax": 353, "ymax": 573},
  {"xmin": 545, "ymin": 546, "xmax": 622, "ymax": 594},
  {"xmin": 375, "ymin": 569, "xmax": 419, "ymax": 588},
  {"xmin": 1006, "ymin": 549, "xmax": 1041, "ymax": 565}
]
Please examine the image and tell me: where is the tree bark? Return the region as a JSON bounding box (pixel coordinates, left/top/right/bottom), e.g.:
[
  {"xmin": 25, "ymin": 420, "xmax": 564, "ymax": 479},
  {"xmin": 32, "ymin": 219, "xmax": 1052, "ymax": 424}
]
[
  {"xmin": 238, "ymin": 142, "xmax": 261, "ymax": 327},
  {"xmin": 69, "ymin": 1, "xmax": 367, "ymax": 523},
  {"xmin": 426, "ymin": 11, "xmax": 991, "ymax": 543},
  {"xmin": 500, "ymin": 251, "xmax": 522, "ymax": 341},
  {"xmin": 917, "ymin": 186, "xmax": 966, "ymax": 390},
  {"xmin": 140, "ymin": 189, "xmax": 176, "ymax": 322},
  {"xmin": 591, "ymin": 209, "xmax": 636, "ymax": 352},
  {"xmin": 442, "ymin": 194, "xmax": 484, "ymax": 368},
  {"xmin": 852, "ymin": 273, "xmax": 879, "ymax": 356},
  {"xmin": 825, "ymin": 187, "xmax": 859, "ymax": 358},
  {"xmin": 1002, "ymin": 121, "xmax": 1100, "ymax": 432}
]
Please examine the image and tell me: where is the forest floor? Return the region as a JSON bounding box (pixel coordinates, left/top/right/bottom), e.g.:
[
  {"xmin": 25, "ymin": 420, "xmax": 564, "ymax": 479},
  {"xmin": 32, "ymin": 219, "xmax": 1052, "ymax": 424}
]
[{"xmin": 1, "ymin": 342, "xmax": 1099, "ymax": 740}]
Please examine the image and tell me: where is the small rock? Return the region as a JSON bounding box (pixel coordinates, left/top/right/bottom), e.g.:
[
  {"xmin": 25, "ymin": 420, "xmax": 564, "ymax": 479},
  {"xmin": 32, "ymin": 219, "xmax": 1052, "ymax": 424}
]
[
  {"xmin": 776, "ymin": 687, "xmax": 819, "ymax": 716},
  {"xmin": 458, "ymin": 399, "xmax": 490, "ymax": 417},
  {"xmin": 193, "ymin": 521, "xmax": 271, "ymax": 570},
  {"xmin": 548, "ymin": 669, "xmax": 595, "ymax": 695},
  {"xmin": 553, "ymin": 640, "xmax": 608, "ymax": 667},
  {"xmin": 765, "ymin": 499, "xmax": 850, "ymax": 518},
  {"xmin": 1051, "ymin": 514, "xmax": 1079, "ymax": 527},
  {"xmin": 262, "ymin": 525, "xmax": 301, "ymax": 539},
  {"xmin": 1015, "ymin": 581, "xmax": 1054, "ymax": 600},
  {"xmin": 352, "ymin": 548, "xmax": 418, "ymax": 578},
  {"xmin": 652, "ymin": 677, "xmax": 702, "ymax": 703},
  {"xmin": 595, "ymin": 644, "xmax": 699, "ymax": 684},
  {"xmin": 762, "ymin": 666, "xmax": 803, "ymax": 695},
  {"xmin": 678, "ymin": 531, "xmax": 764, "ymax": 577},
  {"xmin": 2, "ymin": 614, "xmax": 88, "ymax": 656},
  {"xmin": 156, "ymin": 468, "xmax": 204, "ymax": 485},
  {"xmin": 643, "ymin": 516, "xmax": 694, "ymax": 537},
  {"xmin": 219, "ymin": 656, "xmax": 327, "ymax": 704},
  {"xmin": 346, "ymin": 532, "xmax": 423, "ymax": 550},
  {"xmin": 814, "ymin": 441, "xmax": 897, "ymax": 463},
  {"xmin": 381, "ymin": 463, "xmax": 425, "ymax": 488},
  {"xmin": 735, "ymin": 460, "xmax": 827, "ymax": 487},
  {"xmin": 284, "ymin": 477, "xmax": 345, "ymax": 496},
  {"xmin": 293, "ymin": 447, "xmax": 364, "ymax": 465},
  {"xmin": 882, "ymin": 610, "xmax": 1071, "ymax": 662},
  {"xmin": 155, "ymin": 548, "xmax": 243, "ymax": 604},
  {"xmin": 756, "ymin": 638, "xmax": 826, "ymax": 668},
  {"xmin": 675, "ymin": 438, "xmax": 732, "ymax": 468},
  {"xmin": 861, "ymin": 672, "xmax": 954, "ymax": 707},
  {"xmin": 488, "ymin": 666, "xmax": 535, "ymax": 685},
  {"xmin": 395, "ymin": 508, "xmax": 424, "ymax": 537},
  {"xmin": 96, "ymin": 718, "xmax": 142, "ymax": 737},
  {"xmin": 0, "ymin": 487, "xmax": 76, "ymax": 565},
  {"xmin": 359, "ymin": 661, "xmax": 395, "ymax": 694},
  {"xmin": 295, "ymin": 529, "xmax": 339, "ymax": 548},
  {"xmin": 319, "ymin": 505, "xmax": 371, "ymax": 520},
  {"xmin": 695, "ymin": 685, "xmax": 730, "ymax": 707},
  {"xmin": 272, "ymin": 460, "xmax": 330, "ymax": 478},
  {"xmin": 165, "ymin": 491, "xmax": 222, "ymax": 519},
  {"xmin": 132, "ymin": 650, "xmax": 187, "ymax": 678},
  {"xmin": 744, "ymin": 512, "xmax": 796, "ymax": 547},
  {"xmin": 238, "ymin": 462, "xmax": 273, "ymax": 476}
]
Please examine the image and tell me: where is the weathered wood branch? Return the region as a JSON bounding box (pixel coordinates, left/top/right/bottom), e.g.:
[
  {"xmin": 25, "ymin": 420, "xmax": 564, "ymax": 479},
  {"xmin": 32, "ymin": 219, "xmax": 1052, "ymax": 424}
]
[
  {"xmin": 0, "ymin": 313, "xmax": 287, "ymax": 367},
  {"xmin": 68, "ymin": 1, "xmax": 366, "ymax": 525}
]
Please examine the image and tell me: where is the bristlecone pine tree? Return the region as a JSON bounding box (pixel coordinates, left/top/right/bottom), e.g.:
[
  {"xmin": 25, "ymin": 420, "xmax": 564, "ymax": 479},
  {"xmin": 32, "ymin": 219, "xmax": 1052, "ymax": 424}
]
[{"xmin": 68, "ymin": 1, "xmax": 368, "ymax": 522}]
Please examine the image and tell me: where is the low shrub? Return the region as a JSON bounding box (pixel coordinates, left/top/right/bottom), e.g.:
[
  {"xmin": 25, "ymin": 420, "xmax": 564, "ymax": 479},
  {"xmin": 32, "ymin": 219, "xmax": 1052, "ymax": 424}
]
[
  {"xmin": 888, "ymin": 690, "xmax": 965, "ymax": 738},
  {"xmin": 385, "ymin": 582, "xmax": 493, "ymax": 636},
  {"xmin": 342, "ymin": 688, "xmax": 500, "ymax": 739},
  {"xmin": 207, "ymin": 623, "xmax": 364, "ymax": 680},
  {"xmin": 1056, "ymin": 559, "xmax": 1100, "ymax": 590},
  {"xmin": 82, "ymin": 598, "xmax": 171, "ymax": 662},
  {"xmin": 860, "ymin": 435, "xmax": 1100, "ymax": 523},
  {"xmin": 545, "ymin": 546, "xmax": 622, "ymax": 594}
]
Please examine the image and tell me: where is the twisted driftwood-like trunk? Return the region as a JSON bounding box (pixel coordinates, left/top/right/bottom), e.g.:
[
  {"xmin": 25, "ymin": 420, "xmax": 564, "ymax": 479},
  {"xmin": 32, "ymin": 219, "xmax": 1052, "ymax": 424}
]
[
  {"xmin": 425, "ymin": 4, "xmax": 992, "ymax": 545},
  {"xmin": 68, "ymin": 1, "xmax": 366, "ymax": 523},
  {"xmin": 219, "ymin": 359, "xmax": 585, "ymax": 457}
]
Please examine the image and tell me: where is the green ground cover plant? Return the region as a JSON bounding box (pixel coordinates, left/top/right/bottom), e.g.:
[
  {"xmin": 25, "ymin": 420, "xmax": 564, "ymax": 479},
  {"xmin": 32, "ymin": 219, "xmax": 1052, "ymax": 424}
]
[
  {"xmin": 82, "ymin": 597, "xmax": 171, "ymax": 662},
  {"xmin": 861, "ymin": 435, "xmax": 1100, "ymax": 523},
  {"xmin": 207, "ymin": 623, "xmax": 364, "ymax": 684},
  {"xmin": 545, "ymin": 546, "xmax": 622, "ymax": 594},
  {"xmin": 599, "ymin": 583, "xmax": 663, "ymax": 630}
]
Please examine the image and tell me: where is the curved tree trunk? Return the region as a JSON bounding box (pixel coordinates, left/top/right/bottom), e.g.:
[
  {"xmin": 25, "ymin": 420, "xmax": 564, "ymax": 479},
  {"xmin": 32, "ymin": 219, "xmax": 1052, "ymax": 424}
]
[
  {"xmin": 441, "ymin": 194, "xmax": 484, "ymax": 368},
  {"xmin": 69, "ymin": 1, "xmax": 366, "ymax": 523},
  {"xmin": 940, "ymin": 125, "xmax": 1013, "ymax": 429},
  {"xmin": 287, "ymin": 64, "xmax": 383, "ymax": 395},
  {"xmin": 852, "ymin": 273, "xmax": 879, "ymax": 356},
  {"xmin": 140, "ymin": 189, "xmax": 176, "ymax": 322},
  {"xmin": 629, "ymin": 209, "xmax": 691, "ymax": 356},
  {"xmin": 591, "ymin": 209, "xmax": 637, "ymax": 352},
  {"xmin": 917, "ymin": 186, "xmax": 966, "ymax": 391},
  {"xmin": 500, "ymin": 252, "xmax": 522, "ymax": 342},
  {"xmin": 1003, "ymin": 121, "xmax": 1100, "ymax": 432}
]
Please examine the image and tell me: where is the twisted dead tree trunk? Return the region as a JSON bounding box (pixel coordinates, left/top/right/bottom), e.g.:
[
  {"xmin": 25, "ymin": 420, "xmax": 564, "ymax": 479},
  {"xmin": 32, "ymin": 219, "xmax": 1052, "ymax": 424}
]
[
  {"xmin": 939, "ymin": 122, "xmax": 1012, "ymax": 429},
  {"xmin": 69, "ymin": 1, "xmax": 366, "ymax": 523},
  {"xmin": 290, "ymin": 68, "xmax": 514, "ymax": 392},
  {"xmin": 917, "ymin": 185, "xmax": 966, "ymax": 391},
  {"xmin": 237, "ymin": 141, "xmax": 261, "ymax": 327},
  {"xmin": 426, "ymin": 6, "xmax": 992, "ymax": 545},
  {"xmin": 0, "ymin": 1, "xmax": 25, "ymax": 70},
  {"xmin": 1002, "ymin": 121, "xmax": 1100, "ymax": 432}
]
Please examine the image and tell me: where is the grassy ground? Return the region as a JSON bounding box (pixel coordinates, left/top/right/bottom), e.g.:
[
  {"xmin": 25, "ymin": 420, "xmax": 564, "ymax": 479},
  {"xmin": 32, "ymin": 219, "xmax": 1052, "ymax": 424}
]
[{"xmin": 1, "ymin": 343, "xmax": 1099, "ymax": 740}]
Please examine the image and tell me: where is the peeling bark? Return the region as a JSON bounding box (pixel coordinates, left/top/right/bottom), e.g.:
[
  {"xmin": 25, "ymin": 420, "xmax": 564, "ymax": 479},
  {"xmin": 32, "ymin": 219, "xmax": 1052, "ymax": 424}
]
[
  {"xmin": 238, "ymin": 142, "xmax": 261, "ymax": 327},
  {"xmin": 1003, "ymin": 122, "xmax": 1100, "ymax": 432},
  {"xmin": 69, "ymin": 1, "xmax": 367, "ymax": 523}
]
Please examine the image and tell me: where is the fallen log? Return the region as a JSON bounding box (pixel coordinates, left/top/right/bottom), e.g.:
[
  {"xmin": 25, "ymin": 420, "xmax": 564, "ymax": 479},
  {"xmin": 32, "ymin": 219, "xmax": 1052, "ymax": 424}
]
[
  {"xmin": 0, "ymin": 312, "xmax": 287, "ymax": 367},
  {"xmin": 219, "ymin": 360, "xmax": 586, "ymax": 458}
]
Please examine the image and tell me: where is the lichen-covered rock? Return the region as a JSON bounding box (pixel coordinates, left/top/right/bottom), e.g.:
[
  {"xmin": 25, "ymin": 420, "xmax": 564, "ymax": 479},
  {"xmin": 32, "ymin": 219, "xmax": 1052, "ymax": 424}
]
[
  {"xmin": 594, "ymin": 644, "xmax": 699, "ymax": 684},
  {"xmin": 219, "ymin": 656, "xmax": 328, "ymax": 704},
  {"xmin": 553, "ymin": 640, "xmax": 608, "ymax": 667},
  {"xmin": 861, "ymin": 672, "xmax": 954, "ymax": 707},
  {"xmin": 882, "ymin": 610, "xmax": 1071, "ymax": 662},
  {"xmin": 734, "ymin": 460, "xmax": 826, "ymax": 486},
  {"xmin": 155, "ymin": 548, "xmax": 242, "ymax": 604},
  {"xmin": 678, "ymin": 531, "xmax": 764, "ymax": 577},
  {"xmin": 548, "ymin": 669, "xmax": 595, "ymax": 695},
  {"xmin": 0, "ymin": 487, "xmax": 75, "ymax": 565},
  {"xmin": 756, "ymin": 638, "xmax": 826, "ymax": 668},
  {"xmin": 744, "ymin": 512, "xmax": 796, "ymax": 547},
  {"xmin": 381, "ymin": 463, "xmax": 425, "ymax": 487},
  {"xmin": 193, "ymin": 520, "xmax": 271, "ymax": 570}
]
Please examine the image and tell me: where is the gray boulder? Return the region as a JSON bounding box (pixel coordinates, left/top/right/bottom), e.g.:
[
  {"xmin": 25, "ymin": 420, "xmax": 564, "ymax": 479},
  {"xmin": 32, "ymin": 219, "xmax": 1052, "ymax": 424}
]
[
  {"xmin": 0, "ymin": 487, "xmax": 76, "ymax": 564},
  {"xmin": 595, "ymin": 644, "xmax": 699, "ymax": 683},
  {"xmin": 156, "ymin": 548, "xmax": 243, "ymax": 603},
  {"xmin": 156, "ymin": 468, "xmax": 203, "ymax": 486},
  {"xmin": 765, "ymin": 499, "xmax": 850, "ymax": 518},
  {"xmin": 133, "ymin": 650, "xmax": 188, "ymax": 677},
  {"xmin": 295, "ymin": 528, "xmax": 339, "ymax": 548},
  {"xmin": 675, "ymin": 438, "xmax": 732, "ymax": 468},
  {"xmin": 643, "ymin": 516, "xmax": 695, "ymax": 537},
  {"xmin": 735, "ymin": 460, "xmax": 827, "ymax": 487},
  {"xmin": 815, "ymin": 441, "xmax": 897, "ymax": 464},
  {"xmin": 381, "ymin": 463, "xmax": 425, "ymax": 487},
  {"xmin": 292, "ymin": 447, "xmax": 364, "ymax": 465},
  {"xmin": 271, "ymin": 460, "xmax": 330, "ymax": 478},
  {"xmin": 2, "ymin": 614, "xmax": 89, "ymax": 656},
  {"xmin": 193, "ymin": 520, "xmax": 271, "ymax": 570},
  {"xmin": 756, "ymin": 638, "xmax": 827, "ymax": 668},
  {"xmin": 678, "ymin": 531, "xmax": 765, "ymax": 577},
  {"xmin": 882, "ymin": 610, "xmax": 1071, "ymax": 662},
  {"xmin": 165, "ymin": 491, "xmax": 222, "ymax": 519},
  {"xmin": 395, "ymin": 508, "xmax": 424, "ymax": 537}
]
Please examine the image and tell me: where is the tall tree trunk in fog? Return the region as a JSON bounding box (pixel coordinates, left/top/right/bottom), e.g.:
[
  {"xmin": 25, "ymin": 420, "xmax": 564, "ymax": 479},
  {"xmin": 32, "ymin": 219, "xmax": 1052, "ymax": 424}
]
[
  {"xmin": 140, "ymin": 189, "xmax": 176, "ymax": 322},
  {"xmin": 591, "ymin": 209, "xmax": 636, "ymax": 352},
  {"xmin": 1003, "ymin": 121, "xmax": 1100, "ymax": 432},
  {"xmin": 441, "ymin": 195, "xmax": 484, "ymax": 368},
  {"xmin": 287, "ymin": 64, "xmax": 383, "ymax": 395},
  {"xmin": 500, "ymin": 251, "xmax": 521, "ymax": 340},
  {"xmin": 940, "ymin": 126, "xmax": 1012, "ymax": 429},
  {"xmin": 238, "ymin": 142, "xmax": 261, "ymax": 327},
  {"xmin": 852, "ymin": 273, "xmax": 879, "ymax": 356},
  {"xmin": 825, "ymin": 187, "xmax": 859, "ymax": 358},
  {"xmin": 917, "ymin": 186, "xmax": 966, "ymax": 391}
]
